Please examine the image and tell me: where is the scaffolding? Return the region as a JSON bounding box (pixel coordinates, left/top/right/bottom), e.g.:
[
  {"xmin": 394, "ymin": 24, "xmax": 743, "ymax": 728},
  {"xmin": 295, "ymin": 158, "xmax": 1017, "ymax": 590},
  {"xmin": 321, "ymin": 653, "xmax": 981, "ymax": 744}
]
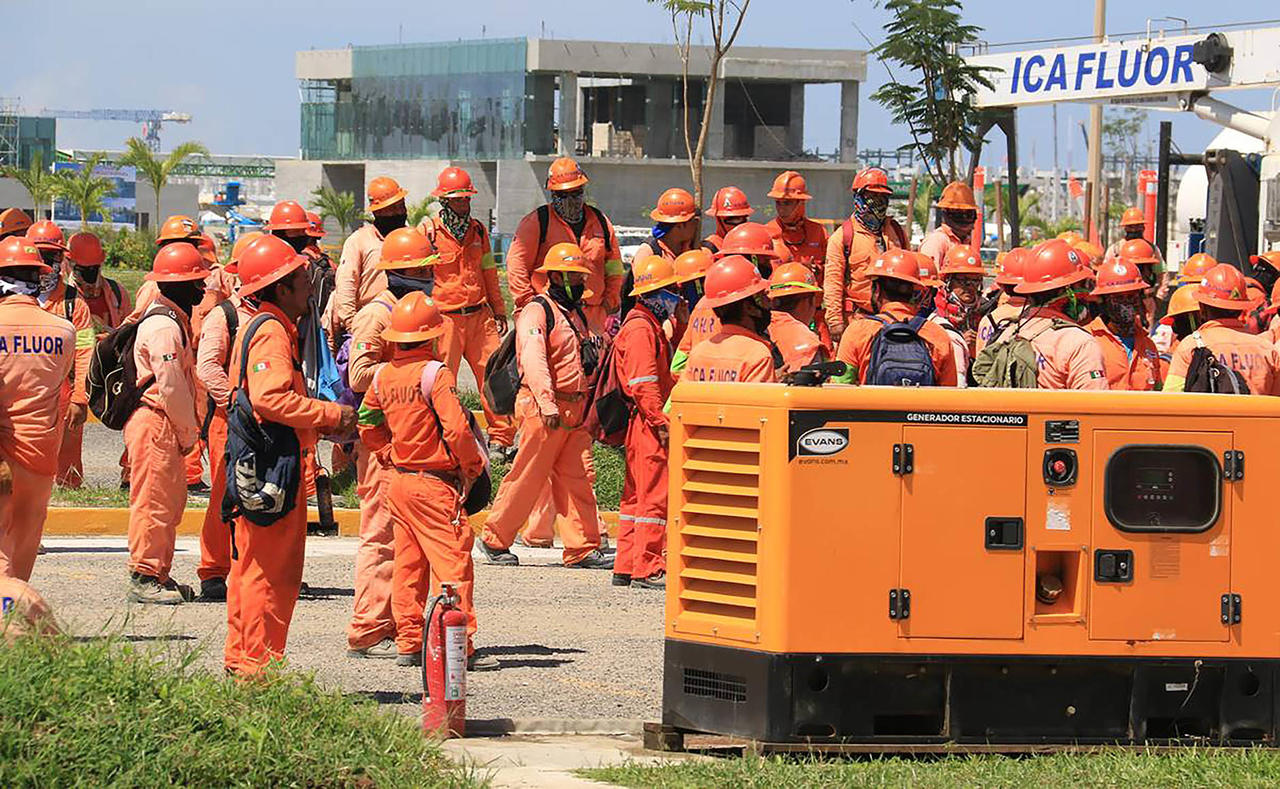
[{"xmin": 0, "ymin": 97, "xmax": 19, "ymax": 168}]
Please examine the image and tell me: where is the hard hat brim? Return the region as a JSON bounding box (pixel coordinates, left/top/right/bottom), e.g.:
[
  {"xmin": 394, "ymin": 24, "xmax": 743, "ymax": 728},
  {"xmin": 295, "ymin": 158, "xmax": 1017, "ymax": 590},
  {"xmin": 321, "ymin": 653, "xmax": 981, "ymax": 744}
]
[
  {"xmin": 146, "ymin": 268, "xmax": 210, "ymax": 283},
  {"xmin": 767, "ymin": 189, "xmax": 812, "ymax": 200},
  {"xmin": 432, "ymin": 187, "xmax": 478, "ymax": 198},
  {"xmin": 368, "ymin": 189, "xmax": 409, "ymax": 213},
  {"xmin": 382, "ymin": 324, "xmax": 446, "ymax": 343},
  {"xmin": 994, "ymin": 273, "xmax": 1022, "ymax": 286},
  {"xmin": 701, "ymin": 278, "xmax": 768, "ymax": 310},
  {"xmin": 867, "ymin": 270, "xmax": 924, "ymax": 288},
  {"xmin": 31, "ymin": 239, "xmax": 70, "ymax": 253},
  {"xmin": 942, "ymin": 265, "xmax": 987, "ymax": 277},
  {"xmin": 715, "ymin": 246, "xmax": 780, "ymax": 259},
  {"xmin": 1090, "ymin": 280, "xmax": 1148, "ymax": 297},
  {"xmin": 650, "ymin": 208, "xmax": 698, "ymax": 223},
  {"xmin": 1195, "ymin": 291, "xmax": 1253, "ymax": 310},
  {"xmin": 706, "ymin": 206, "xmax": 754, "ymax": 218},
  {"xmin": 630, "ymin": 273, "xmax": 681, "ymax": 297},
  {"xmin": 546, "ymin": 175, "xmax": 588, "ymax": 192},
  {"xmin": 767, "ymin": 282, "xmax": 821, "ymax": 299},
  {"xmin": 236, "ymin": 255, "xmax": 308, "ymax": 298},
  {"xmin": 377, "ymin": 253, "xmax": 440, "ymax": 271},
  {"xmin": 266, "ymin": 220, "xmax": 311, "ymax": 232},
  {"xmin": 537, "ymin": 263, "xmax": 593, "ymax": 276},
  {"xmin": 937, "ymin": 199, "xmax": 978, "ymax": 211},
  {"xmin": 854, "ymin": 184, "xmax": 894, "ymax": 195},
  {"xmin": 0, "ymin": 259, "xmax": 52, "ymax": 273},
  {"xmin": 1014, "ymin": 267, "xmax": 1093, "ymax": 295}
]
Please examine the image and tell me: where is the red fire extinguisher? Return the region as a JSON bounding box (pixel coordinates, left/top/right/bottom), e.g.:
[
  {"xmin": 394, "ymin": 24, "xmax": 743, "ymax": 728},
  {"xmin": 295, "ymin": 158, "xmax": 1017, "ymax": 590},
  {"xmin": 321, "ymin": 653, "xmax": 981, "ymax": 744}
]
[{"xmin": 422, "ymin": 582, "xmax": 467, "ymax": 737}]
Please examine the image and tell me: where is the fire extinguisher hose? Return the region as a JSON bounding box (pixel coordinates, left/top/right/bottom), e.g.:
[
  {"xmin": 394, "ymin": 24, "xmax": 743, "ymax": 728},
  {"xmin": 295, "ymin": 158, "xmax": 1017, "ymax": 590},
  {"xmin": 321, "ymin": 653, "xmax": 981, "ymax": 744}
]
[{"xmin": 421, "ymin": 593, "xmax": 444, "ymax": 698}]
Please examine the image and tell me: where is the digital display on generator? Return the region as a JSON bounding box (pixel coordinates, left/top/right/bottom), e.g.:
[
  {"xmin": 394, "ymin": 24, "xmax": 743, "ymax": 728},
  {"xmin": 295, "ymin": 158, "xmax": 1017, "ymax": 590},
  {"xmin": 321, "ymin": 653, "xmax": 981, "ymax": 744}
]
[{"xmin": 1105, "ymin": 446, "xmax": 1220, "ymax": 533}]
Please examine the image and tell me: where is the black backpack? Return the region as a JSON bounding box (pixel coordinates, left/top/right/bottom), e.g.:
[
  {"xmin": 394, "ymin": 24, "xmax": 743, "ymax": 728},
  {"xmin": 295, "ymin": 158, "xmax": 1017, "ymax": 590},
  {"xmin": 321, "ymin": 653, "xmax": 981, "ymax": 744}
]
[
  {"xmin": 86, "ymin": 306, "xmax": 183, "ymax": 431},
  {"xmin": 484, "ymin": 297, "xmax": 555, "ymax": 416},
  {"xmin": 222, "ymin": 313, "xmax": 302, "ymax": 527},
  {"xmin": 864, "ymin": 314, "xmax": 937, "ymax": 386},
  {"xmin": 1184, "ymin": 341, "xmax": 1251, "ymax": 394}
]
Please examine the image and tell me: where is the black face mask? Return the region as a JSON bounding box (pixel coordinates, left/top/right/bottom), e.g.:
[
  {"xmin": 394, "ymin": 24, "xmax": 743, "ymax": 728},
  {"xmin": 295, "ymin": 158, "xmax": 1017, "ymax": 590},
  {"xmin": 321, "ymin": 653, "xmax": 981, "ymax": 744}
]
[
  {"xmin": 550, "ymin": 280, "xmax": 586, "ymax": 307},
  {"xmin": 386, "ymin": 271, "xmax": 435, "ymax": 299},
  {"xmin": 743, "ymin": 296, "xmax": 770, "ymax": 336},
  {"xmin": 682, "ymin": 280, "xmax": 703, "ymax": 310},
  {"xmin": 277, "ymin": 232, "xmax": 310, "ymax": 254},
  {"xmin": 74, "ymin": 265, "xmax": 100, "ymax": 284},
  {"xmin": 1253, "ymin": 265, "xmax": 1279, "ymax": 296},
  {"xmin": 158, "ymin": 280, "xmax": 205, "ymax": 316},
  {"xmin": 373, "ymin": 213, "xmax": 407, "ymax": 237}
]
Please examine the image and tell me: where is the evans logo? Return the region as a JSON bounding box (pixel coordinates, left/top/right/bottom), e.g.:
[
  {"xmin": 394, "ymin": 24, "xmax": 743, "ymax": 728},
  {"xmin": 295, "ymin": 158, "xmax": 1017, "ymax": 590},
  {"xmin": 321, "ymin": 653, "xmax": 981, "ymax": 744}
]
[{"xmin": 797, "ymin": 428, "xmax": 849, "ymax": 457}]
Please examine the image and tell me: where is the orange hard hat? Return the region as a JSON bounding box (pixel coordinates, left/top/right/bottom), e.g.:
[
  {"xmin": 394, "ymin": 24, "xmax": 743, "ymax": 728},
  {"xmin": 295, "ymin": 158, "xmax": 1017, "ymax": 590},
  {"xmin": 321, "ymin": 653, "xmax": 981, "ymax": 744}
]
[
  {"xmin": 767, "ymin": 261, "xmax": 821, "ymax": 299},
  {"xmin": 707, "ymin": 186, "xmax": 752, "ymax": 218},
  {"xmin": 196, "ymin": 233, "xmax": 220, "ymax": 267},
  {"xmin": 866, "ymin": 248, "xmax": 924, "ymax": 288},
  {"xmin": 146, "ymin": 242, "xmax": 209, "ymax": 283},
  {"xmin": 767, "ymin": 170, "xmax": 812, "ymax": 200},
  {"xmin": 67, "ymin": 231, "xmax": 105, "ymax": 266},
  {"xmin": 1166, "ymin": 284, "xmax": 1201, "ymax": 317},
  {"xmin": 702, "ymin": 255, "xmax": 768, "ymax": 309},
  {"xmin": 267, "ymin": 200, "xmax": 310, "ymax": 232},
  {"xmin": 433, "ymin": 166, "xmax": 478, "ymax": 198},
  {"xmin": 1120, "ymin": 207, "xmax": 1146, "ymax": 227},
  {"xmin": 1195, "ymin": 263, "xmax": 1252, "ymax": 310},
  {"xmin": 0, "ymin": 207, "xmax": 33, "ymax": 238},
  {"xmin": 0, "ymin": 577, "xmax": 59, "ymax": 641},
  {"xmin": 650, "ymin": 188, "xmax": 698, "ymax": 223},
  {"xmin": 237, "ymin": 235, "xmax": 308, "ymax": 298},
  {"xmin": 26, "ymin": 220, "xmax": 68, "ymax": 252},
  {"xmin": 546, "ymin": 157, "xmax": 589, "ymax": 192},
  {"xmin": 1091, "ymin": 259, "xmax": 1148, "ymax": 297},
  {"xmin": 1056, "ymin": 230, "xmax": 1085, "ymax": 245},
  {"xmin": 367, "ymin": 176, "xmax": 408, "ymax": 213},
  {"xmin": 1178, "ymin": 252, "xmax": 1218, "ymax": 284},
  {"xmin": 629, "ymin": 256, "xmax": 680, "ymax": 297},
  {"xmin": 995, "ymin": 247, "xmax": 1028, "ymax": 286},
  {"xmin": 1245, "ymin": 277, "xmax": 1266, "ymax": 309},
  {"xmin": 382, "ymin": 291, "xmax": 447, "ymax": 343},
  {"xmin": 377, "ymin": 227, "xmax": 439, "ymax": 271},
  {"xmin": 914, "ymin": 252, "xmax": 943, "ymax": 288},
  {"xmin": 305, "ymin": 211, "xmax": 326, "ymax": 239},
  {"xmin": 718, "ymin": 222, "xmax": 779, "ymax": 258},
  {"xmin": 1015, "ymin": 239, "xmax": 1092, "ymax": 295},
  {"xmin": 1118, "ymin": 238, "xmax": 1160, "ymax": 266},
  {"xmin": 0, "ymin": 236, "xmax": 50, "ymax": 272},
  {"xmin": 940, "ymin": 245, "xmax": 986, "ymax": 278},
  {"xmin": 1250, "ymin": 251, "xmax": 1280, "ymax": 274},
  {"xmin": 1073, "ymin": 240, "xmax": 1104, "ymax": 268},
  {"xmin": 673, "ymin": 247, "xmax": 714, "ymax": 283},
  {"xmin": 851, "ymin": 167, "xmax": 893, "ymax": 194},
  {"xmin": 937, "ymin": 181, "xmax": 978, "ymax": 211},
  {"xmin": 156, "ymin": 214, "xmax": 201, "ymax": 243},
  {"xmin": 538, "ymin": 241, "xmax": 593, "ymax": 275},
  {"xmin": 228, "ymin": 231, "xmax": 265, "ymax": 275}
]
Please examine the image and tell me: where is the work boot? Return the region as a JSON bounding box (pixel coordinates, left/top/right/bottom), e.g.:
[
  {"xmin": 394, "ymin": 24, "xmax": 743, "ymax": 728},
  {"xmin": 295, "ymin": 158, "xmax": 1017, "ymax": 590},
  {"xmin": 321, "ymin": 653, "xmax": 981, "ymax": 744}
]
[
  {"xmin": 187, "ymin": 480, "xmax": 211, "ymax": 496},
  {"xmin": 348, "ymin": 637, "xmax": 398, "ymax": 659},
  {"xmin": 128, "ymin": 575, "xmax": 184, "ymax": 605},
  {"xmin": 468, "ymin": 653, "xmax": 501, "ymax": 672},
  {"xmin": 515, "ymin": 533, "xmax": 553, "ymax": 549},
  {"xmin": 611, "ymin": 573, "xmax": 632, "ymax": 587},
  {"xmin": 599, "ymin": 531, "xmax": 612, "ymax": 553},
  {"xmin": 634, "ymin": 570, "xmax": 666, "ymax": 590},
  {"xmin": 478, "ymin": 541, "xmax": 519, "ymax": 566},
  {"xmin": 396, "ymin": 650, "xmax": 423, "ymax": 667},
  {"xmin": 162, "ymin": 577, "xmax": 196, "ymax": 602},
  {"xmin": 198, "ymin": 577, "xmax": 227, "ymax": 602},
  {"xmin": 566, "ymin": 550, "xmax": 614, "ymax": 570}
]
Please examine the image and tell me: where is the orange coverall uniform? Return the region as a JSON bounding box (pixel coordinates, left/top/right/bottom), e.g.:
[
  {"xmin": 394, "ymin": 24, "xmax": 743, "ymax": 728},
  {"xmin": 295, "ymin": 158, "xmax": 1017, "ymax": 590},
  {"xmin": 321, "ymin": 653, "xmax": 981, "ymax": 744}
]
[
  {"xmin": 0, "ymin": 295, "xmax": 73, "ymax": 580},
  {"xmin": 918, "ymin": 225, "xmax": 967, "ymax": 268},
  {"xmin": 766, "ymin": 217, "xmax": 829, "ymax": 273},
  {"xmin": 505, "ymin": 206, "xmax": 622, "ymax": 332},
  {"xmin": 346, "ymin": 290, "xmax": 399, "ymax": 650},
  {"xmin": 482, "ymin": 297, "xmax": 605, "ymax": 565},
  {"xmin": 225, "ymin": 302, "xmax": 343, "ymax": 675},
  {"xmin": 126, "ymin": 296, "xmax": 200, "ymax": 583},
  {"xmin": 42, "ymin": 282, "xmax": 93, "ymax": 488},
  {"xmin": 683, "ymin": 324, "xmax": 778, "ymax": 383},
  {"xmin": 768, "ymin": 311, "xmax": 826, "ymax": 374},
  {"xmin": 325, "ymin": 223, "xmax": 389, "ymax": 341},
  {"xmin": 1163, "ymin": 319, "xmax": 1280, "ymax": 395},
  {"xmin": 420, "ymin": 215, "xmax": 514, "ymax": 446},
  {"xmin": 670, "ymin": 299, "xmax": 720, "ymax": 377},
  {"xmin": 991, "ymin": 306, "xmax": 1109, "ymax": 390},
  {"xmin": 836, "ymin": 301, "xmax": 959, "ymax": 386},
  {"xmin": 824, "ymin": 218, "xmax": 903, "ymax": 335},
  {"xmin": 1087, "ymin": 317, "xmax": 1165, "ymax": 391},
  {"xmin": 975, "ymin": 294, "xmax": 1025, "ymax": 356},
  {"xmin": 195, "ymin": 297, "xmax": 253, "ymax": 583},
  {"xmin": 358, "ymin": 352, "xmax": 485, "ymax": 654},
  {"xmin": 613, "ymin": 304, "xmax": 673, "ymax": 581}
]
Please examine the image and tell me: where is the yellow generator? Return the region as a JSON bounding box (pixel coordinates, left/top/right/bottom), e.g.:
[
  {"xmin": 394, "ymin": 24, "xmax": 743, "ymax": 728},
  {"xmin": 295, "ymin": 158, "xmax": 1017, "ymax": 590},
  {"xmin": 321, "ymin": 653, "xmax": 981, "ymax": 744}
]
[{"xmin": 663, "ymin": 382, "xmax": 1280, "ymax": 746}]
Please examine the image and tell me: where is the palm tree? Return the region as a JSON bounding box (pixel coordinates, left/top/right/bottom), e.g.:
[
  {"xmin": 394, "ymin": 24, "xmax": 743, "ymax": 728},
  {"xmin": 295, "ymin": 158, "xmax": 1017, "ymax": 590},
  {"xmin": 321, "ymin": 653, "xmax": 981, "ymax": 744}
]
[
  {"xmin": 55, "ymin": 152, "xmax": 118, "ymax": 229},
  {"xmin": 118, "ymin": 137, "xmax": 209, "ymax": 230},
  {"xmin": 407, "ymin": 195, "xmax": 437, "ymax": 227},
  {"xmin": 2, "ymin": 151, "xmax": 59, "ymax": 220},
  {"xmin": 308, "ymin": 186, "xmax": 360, "ymax": 236}
]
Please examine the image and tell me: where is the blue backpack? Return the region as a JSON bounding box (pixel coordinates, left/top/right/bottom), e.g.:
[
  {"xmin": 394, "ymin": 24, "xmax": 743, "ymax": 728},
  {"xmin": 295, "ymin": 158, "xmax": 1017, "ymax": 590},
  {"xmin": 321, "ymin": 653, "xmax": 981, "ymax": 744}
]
[
  {"xmin": 865, "ymin": 314, "xmax": 937, "ymax": 387},
  {"xmin": 222, "ymin": 313, "xmax": 302, "ymax": 527}
]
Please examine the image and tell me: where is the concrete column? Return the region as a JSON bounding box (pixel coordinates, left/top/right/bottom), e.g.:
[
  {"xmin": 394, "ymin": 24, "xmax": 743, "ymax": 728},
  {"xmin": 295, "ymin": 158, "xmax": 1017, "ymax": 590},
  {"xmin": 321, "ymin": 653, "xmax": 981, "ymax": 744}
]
[
  {"xmin": 645, "ymin": 78, "xmax": 674, "ymax": 159},
  {"xmin": 787, "ymin": 83, "xmax": 805, "ymax": 157},
  {"xmin": 839, "ymin": 80, "xmax": 859, "ymax": 164},
  {"xmin": 526, "ymin": 74, "xmax": 556, "ymax": 155},
  {"xmin": 705, "ymin": 78, "xmax": 726, "ymax": 160},
  {"xmin": 558, "ymin": 72, "xmax": 580, "ymax": 156}
]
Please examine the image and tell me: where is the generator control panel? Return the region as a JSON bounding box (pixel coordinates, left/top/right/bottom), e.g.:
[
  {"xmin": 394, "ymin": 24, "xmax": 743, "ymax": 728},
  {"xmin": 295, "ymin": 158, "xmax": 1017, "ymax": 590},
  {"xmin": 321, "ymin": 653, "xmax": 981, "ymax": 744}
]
[{"xmin": 1104, "ymin": 445, "xmax": 1221, "ymax": 533}]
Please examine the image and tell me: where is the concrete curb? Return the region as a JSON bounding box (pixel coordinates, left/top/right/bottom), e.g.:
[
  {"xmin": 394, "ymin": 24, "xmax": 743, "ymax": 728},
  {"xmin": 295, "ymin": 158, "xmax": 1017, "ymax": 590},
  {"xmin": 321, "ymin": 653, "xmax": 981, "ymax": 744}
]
[
  {"xmin": 42, "ymin": 507, "xmax": 621, "ymax": 538},
  {"xmin": 466, "ymin": 718, "xmax": 645, "ymax": 737}
]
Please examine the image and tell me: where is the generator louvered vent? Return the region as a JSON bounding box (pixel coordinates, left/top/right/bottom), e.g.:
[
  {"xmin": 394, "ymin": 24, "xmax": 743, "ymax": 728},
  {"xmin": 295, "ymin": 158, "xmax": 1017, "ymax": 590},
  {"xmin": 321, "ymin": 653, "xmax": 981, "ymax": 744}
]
[{"xmin": 683, "ymin": 667, "xmax": 748, "ymax": 702}]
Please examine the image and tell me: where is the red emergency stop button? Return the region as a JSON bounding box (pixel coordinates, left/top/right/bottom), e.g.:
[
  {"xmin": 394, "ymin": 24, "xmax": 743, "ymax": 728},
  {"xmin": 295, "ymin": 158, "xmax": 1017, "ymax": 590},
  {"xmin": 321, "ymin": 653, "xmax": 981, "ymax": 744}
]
[{"xmin": 1052, "ymin": 459, "xmax": 1067, "ymax": 476}]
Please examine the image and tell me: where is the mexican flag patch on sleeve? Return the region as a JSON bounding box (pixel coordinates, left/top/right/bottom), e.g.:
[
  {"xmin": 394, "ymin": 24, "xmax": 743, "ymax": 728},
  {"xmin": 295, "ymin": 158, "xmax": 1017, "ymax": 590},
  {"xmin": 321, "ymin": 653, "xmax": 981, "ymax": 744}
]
[{"xmin": 253, "ymin": 361, "xmax": 270, "ymax": 372}]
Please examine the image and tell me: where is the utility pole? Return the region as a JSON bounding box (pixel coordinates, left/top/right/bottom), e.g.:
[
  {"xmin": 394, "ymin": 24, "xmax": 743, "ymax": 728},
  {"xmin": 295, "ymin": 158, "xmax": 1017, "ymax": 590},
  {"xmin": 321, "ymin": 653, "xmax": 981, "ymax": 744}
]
[
  {"xmin": 1086, "ymin": 0, "xmax": 1106, "ymax": 242},
  {"xmin": 1051, "ymin": 104, "xmax": 1060, "ymax": 223}
]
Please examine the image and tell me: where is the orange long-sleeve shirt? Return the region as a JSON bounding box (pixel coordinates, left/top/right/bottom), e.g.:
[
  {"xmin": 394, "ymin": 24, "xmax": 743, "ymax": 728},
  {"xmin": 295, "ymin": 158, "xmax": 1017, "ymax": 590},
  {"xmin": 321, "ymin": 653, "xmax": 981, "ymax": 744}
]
[
  {"xmin": 765, "ymin": 217, "xmax": 828, "ymax": 272},
  {"xmin": 505, "ymin": 206, "xmax": 623, "ymax": 312},
  {"xmin": 196, "ymin": 297, "xmax": 253, "ymax": 409},
  {"xmin": 327, "ymin": 223, "xmax": 389, "ymax": 338},
  {"xmin": 0, "ymin": 295, "xmax": 75, "ymax": 476},
  {"xmin": 918, "ymin": 224, "xmax": 965, "ymax": 268},
  {"xmin": 419, "ymin": 216, "xmax": 505, "ymax": 315},
  {"xmin": 230, "ymin": 302, "xmax": 343, "ymax": 450},
  {"xmin": 358, "ymin": 350, "xmax": 485, "ymax": 478},
  {"xmin": 613, "ymin": 305, "xmax": 673, "ymax": 428},
  {"xmin": 41, "ymin": 281, "xmax": 93, "ymax": 407},
  {"xmin": 347, "ymin": 290, "xmax": 397, "ymax": 394},
  {"xmin": 824, "ymin": 217, "xmax": 902, "ymax": 331},
  {"xmin": 991, "ymin": 306, "xmax": 1108, "ymax": 390},
  {"xmin": 1086, "ymin": 317, "xmax": 1165, "ymax": 391},
  {"xmin": 515, "ymin": 296, "xmax": 590, "ymax": 417},
  {"xmin": 835, "ymin": 301, "xmax": 958, "ymax": 386},
  {"xmin": 133, "ymin": 295, "xmax": 201, "ymax": 452},
  {"xmin": 80, "ymin": 276, "xmax": 133, "ymax": 334},
  {"xmin": 683, "ymin": 324, "xmax": 777, "ymax": 383}
]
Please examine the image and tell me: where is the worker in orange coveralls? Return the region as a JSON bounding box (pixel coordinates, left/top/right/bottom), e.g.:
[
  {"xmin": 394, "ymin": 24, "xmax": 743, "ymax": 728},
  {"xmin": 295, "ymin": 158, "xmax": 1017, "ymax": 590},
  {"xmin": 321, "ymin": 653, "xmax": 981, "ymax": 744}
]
[
  {"xmin": 612, "ymin": 256, "xmax": 684, "ymax": 591},
  {"xmin": 125, "ymin": 244, "xmax": 207, "ymax": 605},
  {"xmin": 478, "ymin": 242, "xmax": 613, "ymax": 571},
  {"xmin": 324, "ymin": 177, "xmax": 407, "ymax": 341},
  {"xmin": 224, "ymin": 235, "xmax": 354, "ymax": 676},
  {"xmin": 669, "ymin": 248, "xmax": 717, "ymax": 377},
  {"xmin": 0, "ymin": 208, "xmax": 32, "ymax": 241},
  {"xmin": 357, "ymin": 291, "xmax": 499, "ymax": 671},
  {"xmin": 68, "ymin": 231, "xmax": 133, "ymax": 334},
  {"xmin": 683, "ymin": 255, "xmax": 777, "ymax": 384},
  {"xmin": 767, "ymin": 262, "xmax": 827, "ymax": 374},
  {"xmin": 824, "ymin": 167, "xmax": 907, "ymax": 340},
  {"xmin": 1088, "ymin": 259, "xmax": 1165, "ymax": 391},
  {"xmin": 0, "ymin": 237, "xmax": 74, "ymax": 581},
  {"xmin": 702, "ymin": 186, "xmax": 753, "ymax": 253}
]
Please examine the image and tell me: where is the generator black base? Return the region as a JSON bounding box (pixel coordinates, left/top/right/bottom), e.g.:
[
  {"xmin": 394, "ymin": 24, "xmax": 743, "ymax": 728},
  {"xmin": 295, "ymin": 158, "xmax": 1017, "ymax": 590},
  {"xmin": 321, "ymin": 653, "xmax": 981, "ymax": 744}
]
[{"xmin": 663, "ymin": 640, "xmax": 1280, "ymax": 746}]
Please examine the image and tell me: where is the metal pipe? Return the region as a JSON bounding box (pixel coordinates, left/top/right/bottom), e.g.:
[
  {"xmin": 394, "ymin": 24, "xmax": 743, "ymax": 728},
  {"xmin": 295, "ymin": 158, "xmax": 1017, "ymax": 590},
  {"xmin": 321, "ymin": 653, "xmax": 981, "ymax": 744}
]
[
  {"xmin": 1156, "ymin": 121, "xmax": 1171, "ymax": 256},
  {"xmin": 1190, "ymin": 96, "xmax": 1272, "ymax": 140}
]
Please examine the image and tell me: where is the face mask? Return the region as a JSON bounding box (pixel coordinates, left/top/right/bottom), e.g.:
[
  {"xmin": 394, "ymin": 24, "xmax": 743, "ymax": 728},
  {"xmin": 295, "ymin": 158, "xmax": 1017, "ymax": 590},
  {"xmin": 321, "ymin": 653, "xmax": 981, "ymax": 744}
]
[
  {"xmin": 853, "ymin": 192, "xmax": 888, "ymax": 233},
  {"xmin": 1103, "ymin": 297, "xmax": 1142, "ymax": 333},
  {"xmin": 744, "ymin": 295, "xmax": 771, "ymax": 336},
  {"xmin": 1172, "ymin": 313, "xmax": 1198, "ymax": 340},
  {"xmin": 386, "ymin": 270, "xmax": 435, "ymax": 299},
  {"xmin": 1253, "ymin": 265, "xmax": 1278, "ymax": 295},
  {"xmin": 439, "ymin": 203, "xmax": 471, "ymax": 241},
  {"xmin": 373, "ymin": 212, "xmax": 407, "ymax": 237},
  {"xmin": 0, "ymin": 275, "xmax": 40, "ymax": 298},
  {"xmin": 551, "ymin": 279, "xmax": 586, "ymax": 307},
  {"xmin": 551, "ymin": 190, "xmax": 585, "ymax": 225},
  {"xmin": 37, "ymin": 269, "xmax": 59, "ymax": 303},
  {"xmin": 74, "ymin": 265, "xmax": 101, "ymax": 284},
  {"xmin": 160, "ymin": 281, "xmax": 205, "ymax": 316},
  {"xmin": 1125, "ymin": 226, "xmax": 1144, "ymax": 240},
  {"xmin": 943, "ymin": 210, "xmax": 977, "ymax": 240},
  {"xmin": 682, "ymin": 279, "xmax": 703, "ymax": 310},
  {"xmin": 641, "ymin": 289, "xmax": 682, "ymax": 321},
  {"xmin": 282, "ymin": 233, "xmax": 310, "ymax": 254}
]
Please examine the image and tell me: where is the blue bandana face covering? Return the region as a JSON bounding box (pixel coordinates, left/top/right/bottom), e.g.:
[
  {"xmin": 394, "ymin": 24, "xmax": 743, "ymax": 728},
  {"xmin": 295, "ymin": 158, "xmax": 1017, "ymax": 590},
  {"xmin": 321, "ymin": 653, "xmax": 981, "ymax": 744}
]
[
  {"xmin": 853, "ymin": 191, "xmax": 889, "ymax": 233},
  {"xmin": 386, "ymin": 271, "xmax": 435, "ymax": 299},
  {"xmin": 641, "ymin": 289, "xmax": 682, "ymax": 321}
]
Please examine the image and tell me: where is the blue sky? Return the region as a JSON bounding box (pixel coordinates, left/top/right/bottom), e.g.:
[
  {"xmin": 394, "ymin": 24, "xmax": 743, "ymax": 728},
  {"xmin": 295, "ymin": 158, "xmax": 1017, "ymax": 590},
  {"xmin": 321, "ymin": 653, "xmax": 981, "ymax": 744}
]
[{"xmin": 4, "ymin": 0, "xmax": 1275, "ymax": 168}]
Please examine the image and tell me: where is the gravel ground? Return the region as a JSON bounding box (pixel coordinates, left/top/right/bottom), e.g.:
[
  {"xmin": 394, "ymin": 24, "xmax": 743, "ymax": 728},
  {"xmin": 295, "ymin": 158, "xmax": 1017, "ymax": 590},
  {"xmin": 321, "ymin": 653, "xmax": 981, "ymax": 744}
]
[{"xmin": 30, "ymin": 536, "xmax": 664, "ymax": 723}]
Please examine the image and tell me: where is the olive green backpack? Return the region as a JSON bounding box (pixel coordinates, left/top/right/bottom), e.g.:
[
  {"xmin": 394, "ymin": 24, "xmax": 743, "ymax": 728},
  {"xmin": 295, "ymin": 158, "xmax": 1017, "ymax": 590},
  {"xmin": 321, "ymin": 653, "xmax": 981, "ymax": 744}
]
[{"xmin": 971, "ymin": 319, "xmax": 1078, "ymax": 389}]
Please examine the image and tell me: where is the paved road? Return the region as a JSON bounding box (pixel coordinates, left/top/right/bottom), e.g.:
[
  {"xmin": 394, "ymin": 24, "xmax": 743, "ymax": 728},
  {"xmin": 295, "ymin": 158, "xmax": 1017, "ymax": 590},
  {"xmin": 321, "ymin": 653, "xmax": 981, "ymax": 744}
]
[{"xmin": 31, "ymin": 536, "xmax": 663, "ymax": 724}]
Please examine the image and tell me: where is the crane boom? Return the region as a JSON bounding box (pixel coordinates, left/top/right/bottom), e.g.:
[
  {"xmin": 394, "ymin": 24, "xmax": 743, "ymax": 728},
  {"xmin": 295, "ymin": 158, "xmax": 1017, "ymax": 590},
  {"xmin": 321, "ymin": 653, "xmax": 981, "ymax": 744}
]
[{"xmin": 37, "ymin": 108, "xmax": 191, "ymax": 123}]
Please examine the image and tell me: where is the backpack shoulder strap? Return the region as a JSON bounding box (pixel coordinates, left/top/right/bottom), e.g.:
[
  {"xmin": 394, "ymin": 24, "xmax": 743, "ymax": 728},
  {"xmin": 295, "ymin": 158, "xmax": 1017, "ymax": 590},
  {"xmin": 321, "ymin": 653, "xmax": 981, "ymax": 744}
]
[
  {"xmin": 537, "ymin": 204, "xmax": 551, "ymax": 251},
  {"xmin": 108, "ymin": 279, "xmax": 123, "ymax": 306},
  {"xmin": 588, "ymin": 205, "xmax": 612, "ymax": 254},
  {"xmin": 237, "ymin": 313, "xmax": 280, "ymax": 384},
  {"xmin": 419, "ymin": 359, "xmax": 445, "ymax": 402},
  {"xmin": 64, "ymin": 283, "xmax": 77, "ymax": 321},
  {"xmin": 219, "ymin": 299, "xmax": 239, "ymax": 336},
  {"xmin": 842, "ymin": 219, "xmax": 855, "ymax": 260}
]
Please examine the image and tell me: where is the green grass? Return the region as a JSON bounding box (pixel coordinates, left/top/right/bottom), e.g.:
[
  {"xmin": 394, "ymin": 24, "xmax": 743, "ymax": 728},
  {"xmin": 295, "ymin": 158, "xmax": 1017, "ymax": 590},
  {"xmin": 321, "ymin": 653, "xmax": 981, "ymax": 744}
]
[
  {"xmin": 50, "ymin": 484, "xmax": 130, "ymax": 508},
  {"xmin": 0, "ymin": 635, "xmax": 483, "ymax": 788},
  {"xmin": 583, "ymin": 750, "xmax": 1280, "ymax": 788},
  {"xmin": 102, "ymin": 265, "xmax": 146, "ymax": 296}
]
